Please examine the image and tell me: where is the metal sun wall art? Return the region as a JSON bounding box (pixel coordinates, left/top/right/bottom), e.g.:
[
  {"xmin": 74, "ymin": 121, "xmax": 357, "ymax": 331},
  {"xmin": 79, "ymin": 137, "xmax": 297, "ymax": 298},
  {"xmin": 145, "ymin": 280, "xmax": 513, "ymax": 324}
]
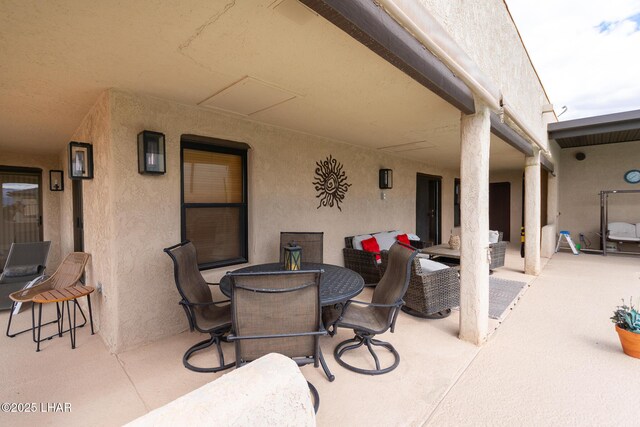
[{"xmin": 313, "ymin": 155, "xmax": 351, "ymax": 211}]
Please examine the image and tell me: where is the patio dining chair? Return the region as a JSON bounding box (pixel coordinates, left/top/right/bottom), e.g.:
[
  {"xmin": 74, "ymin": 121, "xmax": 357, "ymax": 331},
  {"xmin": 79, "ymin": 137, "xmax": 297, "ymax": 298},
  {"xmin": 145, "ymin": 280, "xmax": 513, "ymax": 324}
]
[
  {"xmin": 324, "ymin": 242, "xmax": 418, "ymax": 375},
  {"xmin": 227, "ymin": 269, "xmax": 333, "ymax": 413},
  {"xmin": 279, "ymin": 232, "xmax": 324, "ymax": 264},
  {"xmin": 6, "ymin": 251, "xmax": 91, "ymax": 339},
  {"xmin": 164, "ymin": 241, "xmax": 234, "ymax": 373}
]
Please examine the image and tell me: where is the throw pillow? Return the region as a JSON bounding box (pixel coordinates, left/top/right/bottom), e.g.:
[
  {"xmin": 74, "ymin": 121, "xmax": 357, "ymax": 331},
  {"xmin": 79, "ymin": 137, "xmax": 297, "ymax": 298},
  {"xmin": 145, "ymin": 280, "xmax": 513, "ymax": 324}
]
[
  {"xmin": 361, "ymin": 237, "xmax": 381, "ymax": 263},
  {"xmin": 352, "ymin": 234, "xmax": 374, "ymax": 250},
  {"xmin": 396, "ymin": 233, "xmax": 410, "ymax": 246}
]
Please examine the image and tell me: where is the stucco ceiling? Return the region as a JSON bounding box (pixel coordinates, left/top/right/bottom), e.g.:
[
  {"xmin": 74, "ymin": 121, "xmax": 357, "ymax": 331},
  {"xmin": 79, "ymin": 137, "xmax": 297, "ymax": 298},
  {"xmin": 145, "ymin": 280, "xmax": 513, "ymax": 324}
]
[{"xmin": 0, "ymin": 0, "xmax": 524, "ymax": 171}]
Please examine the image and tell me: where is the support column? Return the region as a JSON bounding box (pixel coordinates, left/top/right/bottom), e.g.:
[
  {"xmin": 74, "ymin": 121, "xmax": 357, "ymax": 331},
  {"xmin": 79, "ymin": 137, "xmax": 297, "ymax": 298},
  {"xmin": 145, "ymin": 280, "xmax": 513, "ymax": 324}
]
[
  {"xmin": 459, "ymin": 102, "xmax": 491, "ymax": 345},
  {"xmin": 524, "ymin": 148, "xmax": 541, "ymax": 275}
]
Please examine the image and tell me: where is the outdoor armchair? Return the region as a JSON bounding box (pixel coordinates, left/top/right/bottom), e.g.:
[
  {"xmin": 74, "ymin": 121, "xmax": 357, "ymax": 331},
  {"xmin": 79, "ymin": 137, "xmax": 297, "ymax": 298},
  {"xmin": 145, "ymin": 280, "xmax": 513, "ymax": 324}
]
[
  {"xmin": 227, "ymin": 269, "xmax": 333, "ymax": 413},
  {"xmin": 324, "ymin": 242, "xmax": 418, "ymax": 375},
  {"xmin": 7, "ymin": 251, "xmax": 91, "ymax": 340},
  {"xmin": 279, "ymin": 231, "xmax": 324, "ymax": 264},
  {"xmin": 164, "ymin": 241, "xmax": 233, "ymax": 373},
  {"xmin": 381, "ymin": 252, "xmax": 460, "ymax": 318},
  {"xmin": 490, "ymin": 237, "xmax": 507, "ymax": 271}
]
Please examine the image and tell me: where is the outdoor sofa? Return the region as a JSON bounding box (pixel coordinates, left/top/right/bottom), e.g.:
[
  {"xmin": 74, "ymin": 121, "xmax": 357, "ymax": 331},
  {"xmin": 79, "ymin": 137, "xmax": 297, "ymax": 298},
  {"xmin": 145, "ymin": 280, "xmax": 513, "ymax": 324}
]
[{"xmin": 343, "ymin": 230, "xmax": 427, "ymax": 286}]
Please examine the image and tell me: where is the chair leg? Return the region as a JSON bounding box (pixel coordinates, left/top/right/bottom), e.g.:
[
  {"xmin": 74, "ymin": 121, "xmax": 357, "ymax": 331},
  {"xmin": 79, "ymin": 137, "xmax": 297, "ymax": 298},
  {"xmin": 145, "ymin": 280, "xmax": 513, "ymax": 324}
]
[
  {"xmin": 307, "ymin": 381, "xmax": 320, "ymax": 414},
  {"xmin": 67, "ymin": 300, "xmax": 76, "ymax": 349},
  {"xmin": 183, "ymin": 334, "xmax": 235, "ymax": 373},
  {"xmin": 5, "ymin": 302, "xmax": 15, "ymax": 337},
  {"xmin": 334, "ymin": 332, "xmax": 400, "ymax": 375},
  {"xmin": 318, "ymin": 348, "xmax": 335, "ymax": 382},
  {"xmin": 87, "ymin": 294, "xmax": 95, "ymax": 335},
  {"xmin": 6, "ymin": 301, "xmax": 61, "ymax": 339},
  {"xmin": 36, "ymin": 303, "xmax": 43, "ymax": 352}
]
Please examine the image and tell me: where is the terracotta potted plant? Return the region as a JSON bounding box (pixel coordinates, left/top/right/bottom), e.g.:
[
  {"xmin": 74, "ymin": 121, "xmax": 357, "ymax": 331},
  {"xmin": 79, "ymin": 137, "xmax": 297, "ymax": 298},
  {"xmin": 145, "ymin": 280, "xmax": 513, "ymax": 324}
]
[{"xmin": 611, "ymin": 298, "xmax": 640, "ymax": 359}]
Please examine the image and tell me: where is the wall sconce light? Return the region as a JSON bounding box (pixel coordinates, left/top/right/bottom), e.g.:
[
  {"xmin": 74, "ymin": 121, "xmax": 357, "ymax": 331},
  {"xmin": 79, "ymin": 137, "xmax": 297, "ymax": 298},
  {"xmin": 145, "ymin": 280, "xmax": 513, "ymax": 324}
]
[
  {"xmin": 575, "ymin": 152, "xmax": 586, "ymax": 161},
  {"xmin": 138, "ymin": 130, "xmax": 166, "ymax": 174},
  {"xmin": 49, "ymin": 170, "xmax": 64, "ymax": 191},
  {"xmin": 379, "ymin": 169, "xmax": 393, "ymax": 189},
  {"xmin": 68, "ymin": 142, "xmax": 94, "ymax": 179}
]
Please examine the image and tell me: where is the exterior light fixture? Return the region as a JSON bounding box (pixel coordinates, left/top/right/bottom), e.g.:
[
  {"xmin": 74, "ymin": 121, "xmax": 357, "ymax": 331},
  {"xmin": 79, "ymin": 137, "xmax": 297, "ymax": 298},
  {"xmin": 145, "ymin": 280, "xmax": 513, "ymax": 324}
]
[
  {"xmin": 379, "ymin": 169, "xmax": 393, "ymax": 189},
  {"xmin": 138, "ymin": 130, "xmax": 166, "ymax": 174},
  {"xmin": 68, "ymin": 142, "xmax": 94, "ymax": 179},
  {"xmin": 49, "ymin": 170, "xmax": 64, "ymax": 191},
  {"xmin": 283, "ymin": 242, "xmax": 302, "ymax": 271}
]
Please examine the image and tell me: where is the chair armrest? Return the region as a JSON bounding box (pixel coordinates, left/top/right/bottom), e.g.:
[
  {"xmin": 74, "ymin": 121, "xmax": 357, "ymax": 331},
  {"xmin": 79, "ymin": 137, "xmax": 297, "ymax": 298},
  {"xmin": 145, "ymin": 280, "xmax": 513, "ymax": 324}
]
[
  {"xmin": 343, "ymin": 248, "xmax": 383, "ymax": 285},
  {"xmin": 416, "ymin": 267, "xmax": 461, "ymax": 291}
]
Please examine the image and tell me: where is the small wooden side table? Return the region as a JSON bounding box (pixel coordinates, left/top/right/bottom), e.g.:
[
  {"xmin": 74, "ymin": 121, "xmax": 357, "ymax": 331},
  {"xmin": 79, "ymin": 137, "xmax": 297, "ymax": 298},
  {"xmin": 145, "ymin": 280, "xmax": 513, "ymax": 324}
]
[{"xmin": 32, "ymin": 285, "xmax": 95, "ymax": 352}]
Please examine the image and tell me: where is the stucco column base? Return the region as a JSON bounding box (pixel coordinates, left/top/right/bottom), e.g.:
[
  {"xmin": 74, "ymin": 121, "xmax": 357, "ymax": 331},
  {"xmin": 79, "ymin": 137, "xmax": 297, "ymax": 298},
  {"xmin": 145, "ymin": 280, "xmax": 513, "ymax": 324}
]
[
  {"xmin": 459, "ymin": 102, "xmax": 491, "ymax": 346},
  {"xmin": 524, "ymin": 149, "xmax": 541, "ymax": 275}
]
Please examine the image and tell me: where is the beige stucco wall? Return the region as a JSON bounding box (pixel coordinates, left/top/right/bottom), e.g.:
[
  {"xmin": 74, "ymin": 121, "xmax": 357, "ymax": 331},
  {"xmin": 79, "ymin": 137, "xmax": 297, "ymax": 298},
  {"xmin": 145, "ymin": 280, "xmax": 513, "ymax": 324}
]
[
  {"xmin": 68, "ymin": 89, "xmax": 459, "ymax": 352},
  {"xmin": 558, "ymin": 140, "xmax": 640, "ymax": 249},
  {"xmin": 63, "ymin": 92, "xmax": 116, "ymax": 348},
  {"xmin": 419, "ymin": 0, "xmax": 551, "ymax": 145},
  {"xmin": 0, "ymin": 150, "xmax": 62, "ymax": 270}
]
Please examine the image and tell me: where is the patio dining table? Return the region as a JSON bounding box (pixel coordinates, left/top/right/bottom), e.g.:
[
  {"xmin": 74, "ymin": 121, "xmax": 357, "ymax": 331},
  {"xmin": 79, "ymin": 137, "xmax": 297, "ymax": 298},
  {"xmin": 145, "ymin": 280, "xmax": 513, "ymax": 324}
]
[{"xmin": 219, "ymin": 262, "xmax": 364, "ymax": 306}]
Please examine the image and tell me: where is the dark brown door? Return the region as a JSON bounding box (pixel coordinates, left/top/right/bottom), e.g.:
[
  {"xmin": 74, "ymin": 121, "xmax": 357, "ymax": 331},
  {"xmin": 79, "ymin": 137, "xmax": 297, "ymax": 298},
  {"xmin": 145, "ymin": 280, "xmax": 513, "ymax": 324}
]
[
  {"xmin": 416, "ymin": 174, "xmax": 441, "ymax": 245},
  {"xmin": 72, "ymin": 180, "xmax": 84, "ymax": 251},
  {"xmin": 489, "ymin": 182, "xmax": 510, "ymax": 241}
]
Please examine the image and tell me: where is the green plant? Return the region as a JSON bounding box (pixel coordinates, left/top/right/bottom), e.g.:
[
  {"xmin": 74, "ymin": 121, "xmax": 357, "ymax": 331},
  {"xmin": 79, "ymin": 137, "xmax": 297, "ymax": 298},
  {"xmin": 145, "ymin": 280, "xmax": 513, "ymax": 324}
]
[{"xmin": 611, "ymin": 297, "xmax": 640, "ymax": 334}]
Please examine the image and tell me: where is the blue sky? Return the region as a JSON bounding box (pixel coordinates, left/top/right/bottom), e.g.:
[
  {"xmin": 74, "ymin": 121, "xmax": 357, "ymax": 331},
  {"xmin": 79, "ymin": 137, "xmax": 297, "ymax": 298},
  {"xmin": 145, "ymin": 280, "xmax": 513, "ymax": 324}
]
[{"xmin": 506, "ymin": 0, "xmax": 640, "ymax": 120}]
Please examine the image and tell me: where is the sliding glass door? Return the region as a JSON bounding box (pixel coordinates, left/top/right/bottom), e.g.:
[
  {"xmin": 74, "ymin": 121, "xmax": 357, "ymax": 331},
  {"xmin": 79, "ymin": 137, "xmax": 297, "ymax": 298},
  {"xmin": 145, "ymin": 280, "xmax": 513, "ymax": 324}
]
[{"xmin": 0, "ymin": 167, "xmax": 43, "ymax": 267}]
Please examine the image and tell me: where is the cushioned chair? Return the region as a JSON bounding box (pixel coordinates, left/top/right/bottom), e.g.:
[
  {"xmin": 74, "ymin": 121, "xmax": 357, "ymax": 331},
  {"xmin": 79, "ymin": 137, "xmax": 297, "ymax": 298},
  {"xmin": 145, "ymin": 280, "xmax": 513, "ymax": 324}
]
[
  {"xmin": 7, "ymin": 251, "xmax": 90, "ymax": 339},
  {"xmin": 381, "ymin": 252, "xmax": 460, "ymax": 318},
  {"xmin": 227, "ymin": 269, "xmax": 332, "ymax": 412},
  {"xmin": 279, "ymin": 232, "xmax": 324, "ymax": 264},
  {"xmin": 1, "ymin": 241, "xmax": 51, "ymax": 312},
  {"xmin": 324, "ymin": 242, "xmax": 418, "ymax": 375},
  {"xmin": 164, "ymin": 241, "xmax": 233, "ymax": 373},
  {"xmin": 449, "ymin": 228, "xmax": 507, "ymax": 271}
]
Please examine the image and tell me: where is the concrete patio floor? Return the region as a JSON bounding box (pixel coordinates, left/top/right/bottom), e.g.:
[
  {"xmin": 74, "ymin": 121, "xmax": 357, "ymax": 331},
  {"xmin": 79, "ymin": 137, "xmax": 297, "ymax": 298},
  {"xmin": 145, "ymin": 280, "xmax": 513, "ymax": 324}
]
[{"xmin": 0, "ymin": 247, "xmax": 638, "ymax": 426}]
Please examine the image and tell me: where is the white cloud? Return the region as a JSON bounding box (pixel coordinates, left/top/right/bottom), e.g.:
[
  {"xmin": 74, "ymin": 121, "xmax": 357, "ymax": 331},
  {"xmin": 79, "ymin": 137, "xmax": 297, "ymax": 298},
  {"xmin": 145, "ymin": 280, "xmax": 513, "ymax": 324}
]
[{"xmin": 506, "ymin": 0, "xmax": 640, "ymax": 120}]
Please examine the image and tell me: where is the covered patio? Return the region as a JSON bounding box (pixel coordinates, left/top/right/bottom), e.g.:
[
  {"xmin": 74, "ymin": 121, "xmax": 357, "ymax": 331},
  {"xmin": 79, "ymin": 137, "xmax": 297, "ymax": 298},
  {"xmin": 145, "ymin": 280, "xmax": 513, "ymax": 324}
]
[
  {"xmin": 1, "ymin": 248, "xmax": 638, "ymax": 426},
  {"xmin": 8, "ymin": 0, "xmax": 640, "ymax": 425},
  {"xmin": 0, "ymin": 0, "xmax": 554, "ymax": 355}
]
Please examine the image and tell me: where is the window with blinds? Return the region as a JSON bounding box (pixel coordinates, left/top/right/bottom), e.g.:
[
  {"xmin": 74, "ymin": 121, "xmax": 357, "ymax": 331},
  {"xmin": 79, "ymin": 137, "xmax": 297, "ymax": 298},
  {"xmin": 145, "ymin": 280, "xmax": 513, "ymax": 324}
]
[{"xmin": 181, "ymin": 138, "xmax": 248, "ymax": 269}]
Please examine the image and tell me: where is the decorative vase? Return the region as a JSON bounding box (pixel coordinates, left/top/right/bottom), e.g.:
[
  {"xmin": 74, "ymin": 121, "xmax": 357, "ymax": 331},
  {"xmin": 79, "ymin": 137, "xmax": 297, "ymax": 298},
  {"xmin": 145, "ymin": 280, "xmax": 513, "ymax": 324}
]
[
  {"xmin": 448, "ymin": 235, "xmax": 460, "ymax": 250},
  {"xmin": 615, "ymin": 325, "xmax": 640, "ymax": 359}
]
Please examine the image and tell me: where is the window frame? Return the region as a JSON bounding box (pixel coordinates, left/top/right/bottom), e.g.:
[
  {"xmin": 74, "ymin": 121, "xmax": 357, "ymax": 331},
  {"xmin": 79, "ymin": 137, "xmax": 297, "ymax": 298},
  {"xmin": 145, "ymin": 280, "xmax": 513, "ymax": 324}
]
[{"xmin": 180, "ymin": 139, "xmax": 248, "ymax": 270}]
